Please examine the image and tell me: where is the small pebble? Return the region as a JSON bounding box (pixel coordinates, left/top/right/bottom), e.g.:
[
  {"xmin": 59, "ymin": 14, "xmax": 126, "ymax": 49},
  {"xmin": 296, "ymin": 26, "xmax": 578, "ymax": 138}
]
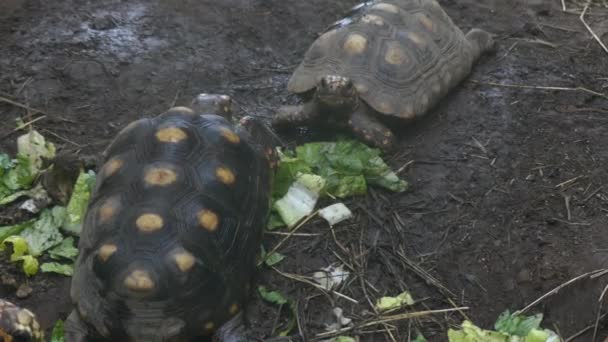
[
  {"xmin": 1, "ymin": 274, "xmax": 17, "ymax": 288},
  {"xmin": 16, "ymin": 284, "xmax": 33, "ymax": 299}
]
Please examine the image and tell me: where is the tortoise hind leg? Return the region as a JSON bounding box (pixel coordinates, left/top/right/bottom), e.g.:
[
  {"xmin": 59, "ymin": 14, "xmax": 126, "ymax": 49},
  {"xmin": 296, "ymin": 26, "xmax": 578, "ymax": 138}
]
[
  {"xmin": 465, "ymin": 28, "xmax": 496, "ymax": 61},
  {"xmin": 348, "ymin": 103, "xmax": 396, "ymax": 152},
  {"xmin": 271, "ymin": 101, "xmax": 320, "ymax": 128}
]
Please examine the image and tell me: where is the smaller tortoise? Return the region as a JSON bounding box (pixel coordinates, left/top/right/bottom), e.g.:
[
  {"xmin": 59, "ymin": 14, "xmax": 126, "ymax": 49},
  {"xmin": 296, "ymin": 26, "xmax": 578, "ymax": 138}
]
[
  {"xmin": 272, "ymin": 0, "xmax": 495, "ymax": 151},
  {"xmin": 0, "ymin": 299, "xmax": 43, "ymax": 342},
  {"xmin": 64, "ymin": 94, "xmax": 278, "ymax": 341}
]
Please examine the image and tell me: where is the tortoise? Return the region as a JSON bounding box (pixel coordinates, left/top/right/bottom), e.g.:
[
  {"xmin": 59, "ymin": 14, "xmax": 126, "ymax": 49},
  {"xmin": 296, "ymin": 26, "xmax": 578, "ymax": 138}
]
[
  {"xmin": 0, "ymin": 299, "xmax": 43, "ymax": 341},
  {"xmin": 64, "ymin": 94, "xmax": 278, "ymax": 341},
  {"xmin": 272, "ymin": 0, "xmax": 495, "ymax": 151}
]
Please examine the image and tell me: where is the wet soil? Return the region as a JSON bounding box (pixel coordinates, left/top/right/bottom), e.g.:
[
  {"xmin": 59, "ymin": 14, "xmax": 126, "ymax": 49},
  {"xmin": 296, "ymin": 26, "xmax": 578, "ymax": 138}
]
[{"xmin": 1, "ymin": 0, "xmax": 608, "ymax": 341}]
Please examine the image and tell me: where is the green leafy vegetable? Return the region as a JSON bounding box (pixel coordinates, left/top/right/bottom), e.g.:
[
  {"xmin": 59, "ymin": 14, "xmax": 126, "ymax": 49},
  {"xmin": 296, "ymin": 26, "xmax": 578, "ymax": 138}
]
[
  {"xmin": 51, "ymin": 319, "xmax": 65, "ymax": 342},
  {"xmin": 258, "ymin": 286, "xmax": 296, "ymax": 336},
  {"xmin": 20, "ymin": 206, "xmax": 67, "ymax": 256},
  {"xmin": 413, "ymin": 334, "xmax": 428, "ymax": 342},
  {"xmin": 0, "ymin": 235, "xmax": 29, "ymax": 261},
  {"xmin": 63, "ymin": 170, "xmax": 96, "ymax": 235},
  {"xmin": 48, "ymin": 237, "xmax": 78, "ymax": 261},
  {"xmin": 0, "ymin": 184, "xmax": 48, "ymax": 206},
  {"xmin": 272, "ymin": 151, "xmax": 312, "ymax": 199},
  {"xmin": 0, "ymin": 235, "xmax": 39, "ymax": 276},
  {"xmin": 20, "ymin": 255, "xmax": 39, "ymax": 276},
  {"xmin": 448, "ymin": 318, "xmax": 561, "ymax": 342},
  {"xmin": 16, "ymin": 129, "xmax": 56, "ymax": 175},
  {"xmin": 328, "ymin": 337, "xmax": 356, "ymax": 342},
  {"xmin": 41, "ymin": 262, "xmax": 74, "ymax": 276},
  {"xmin": 494, "ymin": 310, "xmax": 543, "ymax": 336},
  {"xmin": 448, "ymin": 320, "xmax": 509, "ymax": 342},
  {"xmin": 274, "ymin": 173, "xmax": 325, "ymax": 228},
  {"xmin": 267, "ymin": 212, "xmax": 285, "ymax": 230},
  {"xmin": 259, "ymin": 285, "xmax": 288, "ymax": 305},
  {"xmin": 295, "ymin": 139, "xmax": 408, "ymax": 197},
  {"xmin": 0, "ymin": 219, "xmax": 35, "ymax": 243},
  {"xmin": 2, "ymin": 154, "xmax": 35, "ymax": 192},
  {"xmin": 260, "ymin": 246, "xmax": 285, "ymax": 267}
]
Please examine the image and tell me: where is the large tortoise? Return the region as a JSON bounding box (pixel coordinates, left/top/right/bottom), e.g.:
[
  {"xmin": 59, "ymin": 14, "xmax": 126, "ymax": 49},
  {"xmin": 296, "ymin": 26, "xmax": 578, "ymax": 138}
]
[
  {"xmin": 272, "ymin": 0, "xmax": 495, "ymax": 150},
  {"xmin": 63, "ymin": 94, "xmax": 278, "ymax": 341}
]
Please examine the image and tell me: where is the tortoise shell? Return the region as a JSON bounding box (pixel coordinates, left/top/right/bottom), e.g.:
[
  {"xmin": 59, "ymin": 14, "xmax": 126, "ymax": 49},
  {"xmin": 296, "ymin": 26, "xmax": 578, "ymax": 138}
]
[
  {"xmin": 70, "ymin": 107, "xmax": 272, "ymax": 340},
  {"xmin": 0, "ymin": 299, "xmax": 43, "ymax": 342},
  {"xmin": 288, "ymin": 0, "xmax": 479, "ymax": 119}
]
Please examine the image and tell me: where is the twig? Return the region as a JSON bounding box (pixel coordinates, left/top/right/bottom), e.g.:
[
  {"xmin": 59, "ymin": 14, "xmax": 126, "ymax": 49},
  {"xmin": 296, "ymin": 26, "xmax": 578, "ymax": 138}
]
[
  {"xmin": 555, "ymin": 175, "xmax": 585, "ymax": 189},
  {"xmin": 314, "ymin": 307, "xmax": 469, "ymax": 339},
  {"xmin": 271, "ymin": 267, "xmax": 359, "ymax": 304},
  {"xmin": 566, "ymin": 313, "xmax": 608, "ymax": 341},
  {"xmin": 514, "ymin": 269, "xmax": 608, "ymax": 315},
  {"xmin": 14, "ymin": 115, "xmax": 46, "ymax": 131},
  {"xmin": 580, "ymin": 0, "xmax": 608, "ymax": 55},
  {"xmin": 472, "ymin": 81, "xmax": 608, "ymax": 100},
  {"xmin": 564, "ymin": 194, "xmax": 572, "ymax": 221},
  {"xmin": 260, "ymin": 211, "xmax": 319, "ymax": 266},
  {"xmin": 561, "ymin": 0, "xmax": 567, "ymax": 11},
  {"xmin": 0, "ymin": 96, "xmax": 47, "ymax": 115},
  {"xmin": 592, "ymin": 283, "xmax": 608, "ymax": 341}
]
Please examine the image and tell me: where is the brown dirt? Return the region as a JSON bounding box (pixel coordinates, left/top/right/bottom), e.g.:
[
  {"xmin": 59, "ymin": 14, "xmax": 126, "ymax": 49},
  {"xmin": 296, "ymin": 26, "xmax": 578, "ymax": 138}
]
[{"xmin": 1, "ymin": 0, "xmax": 608, "ymax": 341}]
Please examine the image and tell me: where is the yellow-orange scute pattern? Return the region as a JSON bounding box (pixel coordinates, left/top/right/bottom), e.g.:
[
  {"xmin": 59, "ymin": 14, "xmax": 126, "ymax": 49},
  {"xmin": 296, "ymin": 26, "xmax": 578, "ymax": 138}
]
[{"xmin": 144, "ymin": 167, "xmax": 177, "ymax": 186}]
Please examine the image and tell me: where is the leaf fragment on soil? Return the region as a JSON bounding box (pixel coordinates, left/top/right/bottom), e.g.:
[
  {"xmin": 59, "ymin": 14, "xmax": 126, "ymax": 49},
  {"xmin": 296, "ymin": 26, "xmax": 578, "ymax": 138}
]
[
  {"xmin": 313, "ymin": 264, "xmax": 349, "ymax": 290},
  {"xmin": 258, "ymin": 286, "xmax": 297, "ymax": 336},
  {"xmin": 318, "ymin": 203, "xmax": 353, "ymax": 226},
  {"xmin": 375, "ymin": 290, "xmax": 415, "ymax": 311}
]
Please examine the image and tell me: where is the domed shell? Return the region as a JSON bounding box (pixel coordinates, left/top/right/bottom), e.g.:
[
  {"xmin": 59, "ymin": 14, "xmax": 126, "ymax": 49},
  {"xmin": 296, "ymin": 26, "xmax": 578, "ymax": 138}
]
[
  {"xmin": 0, "ymin": 299, "xmax": 43, "ymax": 342},
  {"xmin": 70, "ymin": 107, "xmax": 272, "ymax": 340},
  {"xmin": 288, "ymin": 0, "xmax": 476, "ymax": 119}
]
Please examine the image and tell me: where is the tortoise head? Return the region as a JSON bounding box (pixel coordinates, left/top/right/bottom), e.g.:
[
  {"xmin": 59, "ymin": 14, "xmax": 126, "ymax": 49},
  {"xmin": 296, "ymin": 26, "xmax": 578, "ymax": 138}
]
[
  {"xmin": 190, "ymin": 94, "xmax": 233, "ymax": 120},
  {"xmin": 314, "ymin": 75, "xmax": 359, "ymax": 116},
  {"xmin": 237, "ymin": 116, "xmax": 283, "ymax": 170}
]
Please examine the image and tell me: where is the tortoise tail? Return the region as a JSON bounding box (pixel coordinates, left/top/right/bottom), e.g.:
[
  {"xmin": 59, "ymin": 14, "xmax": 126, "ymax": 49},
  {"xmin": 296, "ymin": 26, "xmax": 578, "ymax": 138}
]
[{"xmin": 465, "ymin": 28, "xmax": 496, "ymax": 62}]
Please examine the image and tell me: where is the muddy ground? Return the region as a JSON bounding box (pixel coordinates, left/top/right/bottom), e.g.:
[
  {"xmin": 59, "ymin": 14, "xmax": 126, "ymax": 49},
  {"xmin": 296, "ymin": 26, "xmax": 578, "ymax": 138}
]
[{"xmin": 1, "ymin": 0, "xmax": 608, "ymax": 341}]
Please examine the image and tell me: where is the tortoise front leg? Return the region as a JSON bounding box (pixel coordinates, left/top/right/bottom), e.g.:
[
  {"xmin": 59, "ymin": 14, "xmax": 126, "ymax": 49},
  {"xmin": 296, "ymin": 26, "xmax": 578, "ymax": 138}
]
[
  {"xmin": 271, "ymin": 100, "xmax": 320, "ymax": 128},
  {"xmin": 212, "ymin": 313, "xmax": 257, "ymax": 342},
  {"xmin": 348, "ymin": 103, "xmax": 396, "ymax": 151},
  {"xmin": 64, "ymin": 310, "xmax": 89, "ymax": 342}
]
